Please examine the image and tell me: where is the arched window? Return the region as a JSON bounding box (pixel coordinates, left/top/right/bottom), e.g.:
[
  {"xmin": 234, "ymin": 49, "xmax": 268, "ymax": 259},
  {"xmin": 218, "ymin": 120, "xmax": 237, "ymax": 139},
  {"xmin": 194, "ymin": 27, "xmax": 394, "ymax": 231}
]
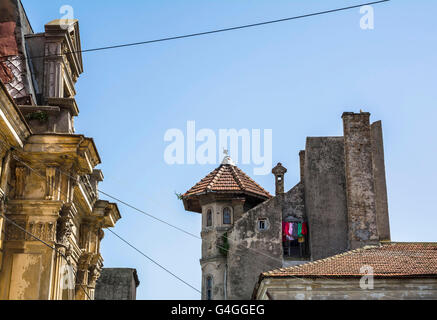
[
  {"xmin": 206, "ymin": 276, "xmax": 213, "ymax": 300},
  {"xmin": 206, "ymin": 209, "xmax": 212, "ymax": 227},
  {"xmin": 223, "ymin": 207, "xmax": 232, "ymax": 225}
]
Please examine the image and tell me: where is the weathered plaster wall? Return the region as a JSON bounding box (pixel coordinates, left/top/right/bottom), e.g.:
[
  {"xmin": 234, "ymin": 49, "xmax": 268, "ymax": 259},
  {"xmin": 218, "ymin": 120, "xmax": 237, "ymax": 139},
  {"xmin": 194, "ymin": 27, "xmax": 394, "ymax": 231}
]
[
  {"xmin": 226, "ymin": 179, "xmax": 307, "ymax": 299},
  {"xmin": 0, "ymin": 245, "xmax": 54, "ymax": 300},
  {"xmin": 201, "ymin": 258, "xmax": 226, "ymax": 300},
  {"xmin": 282, "ymin": 182, "xmax": 305, "ymax": 220},
  {"xmin": 256, "ymin": 278, "xmax": 437, "ymax": 300},
  {"xmin": 304, "ymin": 137, "xmax": 349, "ymax": 260},
  {"xmin": 200, "ymin": 200, "xmax": 234, "ymax": 300},
  {"xmin": 227, "ymin": 196, "xmax": 283, "ymax": 300}
]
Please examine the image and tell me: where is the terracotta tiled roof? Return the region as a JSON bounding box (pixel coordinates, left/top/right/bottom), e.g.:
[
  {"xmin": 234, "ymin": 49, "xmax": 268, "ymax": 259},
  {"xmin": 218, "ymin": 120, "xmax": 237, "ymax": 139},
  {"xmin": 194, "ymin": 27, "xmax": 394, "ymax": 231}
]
[
  {"xmin": 262, "ymin": 243, "xmax": 437, "ymax": 278},
  {"xmin": 183, "ymin": 164, "xmax": 272, "ymax": 199}
]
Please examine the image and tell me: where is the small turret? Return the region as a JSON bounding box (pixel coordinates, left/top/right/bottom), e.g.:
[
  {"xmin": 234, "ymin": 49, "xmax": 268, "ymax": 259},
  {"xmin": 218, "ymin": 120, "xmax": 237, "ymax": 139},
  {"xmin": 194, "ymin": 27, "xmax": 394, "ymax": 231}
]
[{"xmin": 272, "ymin": 163, "xmax": 287, "ymax": 195}]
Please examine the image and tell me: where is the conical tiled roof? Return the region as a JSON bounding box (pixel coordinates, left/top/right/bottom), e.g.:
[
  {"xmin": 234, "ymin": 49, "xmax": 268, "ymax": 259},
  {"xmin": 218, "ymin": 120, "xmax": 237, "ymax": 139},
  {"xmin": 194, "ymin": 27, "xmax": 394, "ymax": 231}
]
[
  {"xmin": 182, "ymin": 161, "xmax": 272, "ymax": 213},
  {"xmin": 183, "ymin": 164, "xmax": 272, "ymax": 199}
]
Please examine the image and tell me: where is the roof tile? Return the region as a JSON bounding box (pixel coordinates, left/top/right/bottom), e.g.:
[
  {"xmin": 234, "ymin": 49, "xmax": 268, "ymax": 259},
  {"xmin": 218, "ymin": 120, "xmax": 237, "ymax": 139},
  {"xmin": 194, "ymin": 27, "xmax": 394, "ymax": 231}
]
[
  {"xmin": 183, "ymin": 164, "xmax": 272, "ymax": 199},
  {"xmin": 263, "ymin": 242, "xmax": 437, "ymax": 278}
]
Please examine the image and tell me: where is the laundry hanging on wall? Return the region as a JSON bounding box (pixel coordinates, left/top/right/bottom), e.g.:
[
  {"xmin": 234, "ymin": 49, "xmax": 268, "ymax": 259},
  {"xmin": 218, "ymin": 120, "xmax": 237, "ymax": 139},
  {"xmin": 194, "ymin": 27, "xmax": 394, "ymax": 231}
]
[{"xmin": 282, "ymin": 221, "xmax": 308, "ymax": 243}]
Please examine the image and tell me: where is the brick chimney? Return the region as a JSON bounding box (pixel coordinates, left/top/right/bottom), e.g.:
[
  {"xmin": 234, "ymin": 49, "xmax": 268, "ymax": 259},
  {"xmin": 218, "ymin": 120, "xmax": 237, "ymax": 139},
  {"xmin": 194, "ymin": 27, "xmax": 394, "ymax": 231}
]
[{"xmin": 272, "ymin": 163, "xmax": 287, "ymax": 196}]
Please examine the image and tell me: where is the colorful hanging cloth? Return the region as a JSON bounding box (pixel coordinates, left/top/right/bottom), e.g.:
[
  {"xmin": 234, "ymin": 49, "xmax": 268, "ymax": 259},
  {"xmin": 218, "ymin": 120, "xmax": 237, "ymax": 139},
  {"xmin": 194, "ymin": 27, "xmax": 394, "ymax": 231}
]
[
  {"xmin": 291, "ymin": 222, "xmax": 298, "ymax": 239},
  {"xmin": 298, "ymin": 223, "xmax": 303, "ymax": 238},
  {"xmin": 285, "ymin": 222, "xmax": 295, "ymax": 241},
  {"xmin": 302, "ymin": 222, "xmax": 308, "ymax": 235}
]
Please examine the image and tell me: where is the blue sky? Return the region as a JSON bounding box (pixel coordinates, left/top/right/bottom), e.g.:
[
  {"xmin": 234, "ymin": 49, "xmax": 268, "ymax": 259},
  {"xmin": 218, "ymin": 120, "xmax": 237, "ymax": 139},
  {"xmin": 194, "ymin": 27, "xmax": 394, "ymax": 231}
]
[{"xmin": 22, "ymin": 0, "xmax": 437, "ymax": 300}]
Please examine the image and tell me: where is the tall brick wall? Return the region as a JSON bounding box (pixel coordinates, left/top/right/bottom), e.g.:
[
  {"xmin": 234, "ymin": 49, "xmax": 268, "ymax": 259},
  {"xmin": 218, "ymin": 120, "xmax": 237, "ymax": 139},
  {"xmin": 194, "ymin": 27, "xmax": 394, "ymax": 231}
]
[{"xmin": 342, "ymin": 112, "xmax": 379, "ymax": 249}]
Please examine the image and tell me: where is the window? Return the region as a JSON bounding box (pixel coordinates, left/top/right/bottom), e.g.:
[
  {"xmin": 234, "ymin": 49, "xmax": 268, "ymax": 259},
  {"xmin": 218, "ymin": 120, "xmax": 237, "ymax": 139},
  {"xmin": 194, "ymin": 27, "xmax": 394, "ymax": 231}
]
[
  {"xmin": 206, "ymin": 209, "xmax": 212, "ymax": 227},
  {"xmin": 206, "ymin": 276, "xmax": 213, "ymax": 300},
  {"xmin": 258, "ymin": 219, "xmax": 267, "ymax": 231},
  {"xmin": 223, "ymin": 207, "xmax": 232, "ymax": 225}
]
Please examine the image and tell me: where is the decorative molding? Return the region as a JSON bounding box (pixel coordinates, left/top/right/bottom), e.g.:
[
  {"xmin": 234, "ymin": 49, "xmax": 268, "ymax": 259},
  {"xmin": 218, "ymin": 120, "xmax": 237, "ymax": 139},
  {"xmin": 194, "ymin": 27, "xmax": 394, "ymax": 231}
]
[
  {"xmin": 14, "ymin": 166, "xmax": 27, "ymax": 199},
  {"xmin": 5, "ymin": 219, "xmax": 56, "ymax": 242},
  {"xmin": 45, "ymin": 166, "xmax": 59, "ymax": 200}
]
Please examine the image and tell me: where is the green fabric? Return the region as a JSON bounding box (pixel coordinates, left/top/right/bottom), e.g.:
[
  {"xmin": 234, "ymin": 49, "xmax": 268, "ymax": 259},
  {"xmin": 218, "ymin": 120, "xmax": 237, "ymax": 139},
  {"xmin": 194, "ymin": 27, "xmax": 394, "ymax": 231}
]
[{"xmin": 298, "ymin": 223, "xmax": 302, "ymax": 237}]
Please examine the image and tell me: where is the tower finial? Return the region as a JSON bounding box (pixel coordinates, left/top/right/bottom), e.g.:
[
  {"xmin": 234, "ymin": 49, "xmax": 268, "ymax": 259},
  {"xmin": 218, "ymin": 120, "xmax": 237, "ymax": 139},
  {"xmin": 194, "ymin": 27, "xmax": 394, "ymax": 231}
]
[{"xmin": 221, "ymin": 149, "xmax": 235, "ymax": 166}]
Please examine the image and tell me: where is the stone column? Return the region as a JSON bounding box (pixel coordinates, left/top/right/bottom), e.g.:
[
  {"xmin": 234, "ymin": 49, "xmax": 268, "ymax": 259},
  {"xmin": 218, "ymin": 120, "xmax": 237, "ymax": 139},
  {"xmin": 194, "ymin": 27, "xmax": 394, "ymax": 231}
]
[
  {"xmin": 342, "ymin": 112, "xmax": 379, "ymax": 249},
  {"xmin": 43, "ymin": 41, "xmax": 64, "ymax": 99}
]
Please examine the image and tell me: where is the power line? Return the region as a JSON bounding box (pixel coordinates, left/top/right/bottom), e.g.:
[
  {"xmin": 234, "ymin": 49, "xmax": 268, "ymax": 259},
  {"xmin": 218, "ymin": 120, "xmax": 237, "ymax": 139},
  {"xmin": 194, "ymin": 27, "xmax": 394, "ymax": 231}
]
[
  {"xmin": 8, "ymin": 154, "xmax": 201, "ymax": 293},
  {"xmin": 2, "ymin": 144, "xmax": 317, "ymax": 288},
  {"xmin": 98, "ymin": 190, "xmax": 201, "ymax": 240},
  {"xmin": 0, "ymin": 140, "xmax": 402, "ymax": 299},
  {"xmin": 0, "ymin": 140, "xmax": 200, "ymax": 240},
  {"xmin": 0, "ymin": 140, "xmax": 202, "ymax": 295},
  {"xmin": 0, "ymin": 0, "xmax": 390, "ymax": 63},
  {"xmin": 0, "ymin": 140, "xmax": 337, "ymax": 271},
  {"xmin": 0, "ymin": 141, "xmax": 294, "ymax": 290},
  {"xmin": 107, "ymin": 228, "xmax": 201, "ymax": 294}
]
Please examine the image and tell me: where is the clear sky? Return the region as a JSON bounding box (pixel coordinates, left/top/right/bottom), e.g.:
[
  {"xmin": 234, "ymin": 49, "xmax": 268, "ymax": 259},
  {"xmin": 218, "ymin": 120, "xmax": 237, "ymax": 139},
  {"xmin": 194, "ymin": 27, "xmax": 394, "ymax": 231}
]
[{"xmin": 21, "ymin": 0, "xmax": 437, "ymax": 300}]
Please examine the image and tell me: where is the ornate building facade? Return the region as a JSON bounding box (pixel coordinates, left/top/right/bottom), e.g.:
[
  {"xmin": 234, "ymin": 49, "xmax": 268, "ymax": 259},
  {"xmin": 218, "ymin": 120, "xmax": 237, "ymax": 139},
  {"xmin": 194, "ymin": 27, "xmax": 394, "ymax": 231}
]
[{"xmin": 0, "ymin": 0, "xmax": 120, "ymax": 300}]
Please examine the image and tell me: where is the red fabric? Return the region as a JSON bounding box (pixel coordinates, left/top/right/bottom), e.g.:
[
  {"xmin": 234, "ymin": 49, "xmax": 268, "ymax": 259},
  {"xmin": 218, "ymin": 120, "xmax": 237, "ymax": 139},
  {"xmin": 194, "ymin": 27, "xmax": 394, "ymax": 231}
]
[
  {"xmin": 282, "ymin": 222, "xmax": 293, "ymax": 241},
  {"xmin": 302, "ymin": 222, "xmax": 308, "ymax": 235}
]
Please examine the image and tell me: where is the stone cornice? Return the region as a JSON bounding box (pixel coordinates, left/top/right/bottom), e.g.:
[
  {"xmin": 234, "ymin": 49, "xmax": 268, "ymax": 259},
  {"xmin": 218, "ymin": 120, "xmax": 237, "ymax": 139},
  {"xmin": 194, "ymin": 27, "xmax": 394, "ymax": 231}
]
[
  {"xmin": 87, "ymin": 200, "xmax": 121, "ymax": 228},
  {"xmin": 22, "ymin": 134, "xmax": 101, "ymax": 174},
  {"xmin": 6, "ymin": 200, "xmax": 63, "ymax": 217},
  {"xmin": 46, "ymin": 97, "xmax": 79, "ymax": 116}
]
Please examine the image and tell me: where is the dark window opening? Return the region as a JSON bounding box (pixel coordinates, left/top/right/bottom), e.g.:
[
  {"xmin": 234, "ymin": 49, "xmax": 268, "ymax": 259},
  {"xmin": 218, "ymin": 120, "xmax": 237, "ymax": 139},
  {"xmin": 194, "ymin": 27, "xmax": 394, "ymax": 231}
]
[
  {"xmin": 283, "ymin": 239, "xmax": 308, "ymax": 258},
  {"xmin": 223, "ymin": 207, "xmax": 231, "ymax": 225},
  {"xmin": 206, "ymin": 276, "xmax": 213, "ymax": 300},
  {"xmin": 258, "ymin": 219, "xmax": 267, "ymax": 230},
  {"xmin": 206, "ymin": 209, "xmax": 212, "ymax": 227}
]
